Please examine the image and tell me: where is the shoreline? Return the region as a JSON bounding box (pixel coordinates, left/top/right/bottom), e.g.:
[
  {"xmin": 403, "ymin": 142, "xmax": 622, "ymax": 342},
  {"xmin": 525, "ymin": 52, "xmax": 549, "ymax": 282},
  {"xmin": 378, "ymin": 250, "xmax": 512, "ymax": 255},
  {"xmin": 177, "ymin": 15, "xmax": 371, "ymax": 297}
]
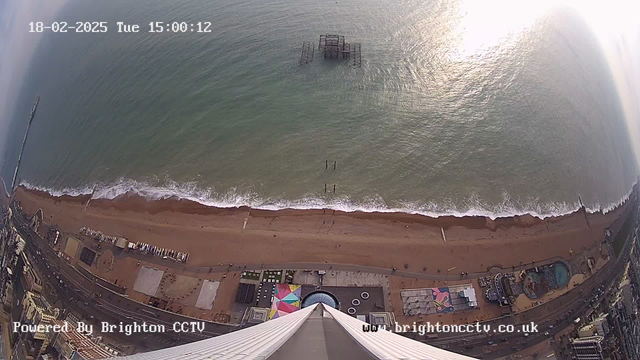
[
  {"xmin": 16, "ymin": 178, "xmax": 636, "ymax": 221},
  {"xmin": 12, "ymin": 179, "xmax": 634, "ymax": 226},
  {"xmin": 18, "ymin": 184, "xmax": 572, "ymax": 230},
  {"xmin": 5, "ymin": 177, "xmax": 633, "ymax": 271},
  {"xmin": 2, "ymin": 176, "xmax": 635, "ymax": 235}
]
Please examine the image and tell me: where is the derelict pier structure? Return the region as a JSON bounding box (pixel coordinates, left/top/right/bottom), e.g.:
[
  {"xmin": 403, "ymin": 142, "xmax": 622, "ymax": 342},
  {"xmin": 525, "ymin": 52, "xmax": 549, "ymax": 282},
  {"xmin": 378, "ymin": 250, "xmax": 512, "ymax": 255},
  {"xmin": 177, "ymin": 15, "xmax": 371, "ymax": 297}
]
[
  {"xmin": 299, "ymin": 34, "xmax": 361, "ymax": 67},
  {"xmin": 299, "ymin": 41, "xmax": 314, "ymax": 65}
]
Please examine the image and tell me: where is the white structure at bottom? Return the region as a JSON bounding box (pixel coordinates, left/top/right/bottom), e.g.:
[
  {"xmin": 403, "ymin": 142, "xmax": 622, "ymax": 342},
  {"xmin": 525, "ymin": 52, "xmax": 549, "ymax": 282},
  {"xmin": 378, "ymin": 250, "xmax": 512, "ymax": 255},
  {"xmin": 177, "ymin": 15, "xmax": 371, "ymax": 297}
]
[
  {"xmin": 323, "ymin": 305, "xmax": 473, "ymax": 360},
  {"xmin": 110, "ymin": 303, "xmax": 475, "ymax": 360}
]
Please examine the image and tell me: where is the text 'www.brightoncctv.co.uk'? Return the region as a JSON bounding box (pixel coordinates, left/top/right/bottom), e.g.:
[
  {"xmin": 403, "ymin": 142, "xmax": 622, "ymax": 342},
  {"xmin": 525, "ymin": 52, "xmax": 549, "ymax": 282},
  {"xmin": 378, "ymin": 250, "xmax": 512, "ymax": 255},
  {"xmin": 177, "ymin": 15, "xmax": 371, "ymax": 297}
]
[{"xmin": 362, "ymin": 322, "xmax": 539, "ymax": 335}]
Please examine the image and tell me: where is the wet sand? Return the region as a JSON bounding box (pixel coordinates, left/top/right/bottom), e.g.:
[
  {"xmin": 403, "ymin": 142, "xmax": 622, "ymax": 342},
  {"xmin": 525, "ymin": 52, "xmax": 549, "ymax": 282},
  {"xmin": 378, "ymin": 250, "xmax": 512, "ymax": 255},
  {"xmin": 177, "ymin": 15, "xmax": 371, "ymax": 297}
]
[{"xmin": 7, "ymin": 181, "xmax": 630, "ymax": 273}]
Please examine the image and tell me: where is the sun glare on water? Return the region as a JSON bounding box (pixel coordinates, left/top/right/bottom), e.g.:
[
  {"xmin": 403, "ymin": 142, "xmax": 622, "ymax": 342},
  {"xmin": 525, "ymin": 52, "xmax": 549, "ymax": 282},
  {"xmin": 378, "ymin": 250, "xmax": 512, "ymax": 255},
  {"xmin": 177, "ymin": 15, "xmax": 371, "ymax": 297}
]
[
  {"xmin": 451, "ymin": 0, "xmax": 640, "ymax": 169},
  {"xmin": 452, "ymin": 0, "xmax": 555, "ymax": 59},
  {"xmin": 452, "ymin": 0, "xmax": 638, "ymax": 61}
]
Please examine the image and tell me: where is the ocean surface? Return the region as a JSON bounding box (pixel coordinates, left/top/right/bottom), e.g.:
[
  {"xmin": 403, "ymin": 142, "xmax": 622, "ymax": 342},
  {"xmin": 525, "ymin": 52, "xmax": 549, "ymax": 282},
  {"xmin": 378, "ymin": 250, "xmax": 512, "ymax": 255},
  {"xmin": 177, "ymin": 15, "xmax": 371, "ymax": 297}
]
[{"xmin": 2, "ymin": 0, "xmax": 638, "ymax": 218}]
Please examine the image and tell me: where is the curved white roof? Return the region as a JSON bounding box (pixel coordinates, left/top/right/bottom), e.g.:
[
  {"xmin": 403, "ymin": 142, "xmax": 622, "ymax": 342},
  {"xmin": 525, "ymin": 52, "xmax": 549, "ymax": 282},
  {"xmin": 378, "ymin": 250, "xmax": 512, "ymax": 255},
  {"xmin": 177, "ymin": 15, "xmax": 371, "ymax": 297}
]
[{"xmin": 111, "ymin": 303, "xmax": 476, "ymax": 360}]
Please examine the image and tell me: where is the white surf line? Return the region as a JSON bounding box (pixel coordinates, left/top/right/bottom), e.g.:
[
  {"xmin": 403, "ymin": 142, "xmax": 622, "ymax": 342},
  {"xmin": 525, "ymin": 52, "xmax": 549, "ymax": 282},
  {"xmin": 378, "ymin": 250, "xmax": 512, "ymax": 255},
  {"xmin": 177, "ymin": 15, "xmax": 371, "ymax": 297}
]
[{"xmin": 440, "ymin": 227, "xmax": 447, "ymax": 242}]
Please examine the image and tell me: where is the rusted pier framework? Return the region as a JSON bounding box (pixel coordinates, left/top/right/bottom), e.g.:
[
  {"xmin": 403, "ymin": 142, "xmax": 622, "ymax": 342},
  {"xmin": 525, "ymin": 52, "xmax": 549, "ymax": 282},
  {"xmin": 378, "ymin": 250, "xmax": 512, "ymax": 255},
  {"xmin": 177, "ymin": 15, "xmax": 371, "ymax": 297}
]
[
  {"xmin": 351, "ymin": 42, "xmax": 361, "ymax": 67},
  {"xmin": 319, "ymin": 34, "xmax": 346, "ymax": 59},
  {"xmin": 299, "ymin": 41, "xmax": 314, "ymax": 64},
  {"xmin": 300, "ymin": 34, "xmax": 361, "ymax": 67}
]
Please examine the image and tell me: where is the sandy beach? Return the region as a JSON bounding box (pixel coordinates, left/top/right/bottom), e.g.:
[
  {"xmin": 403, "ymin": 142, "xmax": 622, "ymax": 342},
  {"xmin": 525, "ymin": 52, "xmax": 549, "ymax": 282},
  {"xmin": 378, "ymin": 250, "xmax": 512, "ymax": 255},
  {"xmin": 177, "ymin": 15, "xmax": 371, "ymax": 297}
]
[{"xmin": 5, "ymin": 178, "xmax": 630, "ymax": 274}]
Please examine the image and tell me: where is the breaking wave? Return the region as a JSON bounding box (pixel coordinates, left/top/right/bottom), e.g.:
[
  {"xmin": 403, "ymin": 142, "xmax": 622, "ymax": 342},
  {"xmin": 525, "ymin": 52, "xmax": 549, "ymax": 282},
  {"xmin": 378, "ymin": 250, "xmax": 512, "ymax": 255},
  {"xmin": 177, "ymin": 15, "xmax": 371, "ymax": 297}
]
[{"xmin": 18, "ymin": 177, "xmax": 634, "ymax": 220}]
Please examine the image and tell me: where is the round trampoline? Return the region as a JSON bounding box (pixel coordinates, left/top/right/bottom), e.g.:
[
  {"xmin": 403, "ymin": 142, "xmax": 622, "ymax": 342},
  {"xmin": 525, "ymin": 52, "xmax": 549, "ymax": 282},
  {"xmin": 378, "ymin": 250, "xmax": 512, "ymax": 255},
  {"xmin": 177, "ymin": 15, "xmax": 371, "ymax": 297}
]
[
  {"xmin": 301, "ymin": 291, "xmax": 340, "ymax": 309},
  {"xmin": 554, "ymin": 262, "xmax": 570, "ymax": 287},
  {"xmin": 352, "ymin": 298, "xmax": 361, "ymax": 306}
]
